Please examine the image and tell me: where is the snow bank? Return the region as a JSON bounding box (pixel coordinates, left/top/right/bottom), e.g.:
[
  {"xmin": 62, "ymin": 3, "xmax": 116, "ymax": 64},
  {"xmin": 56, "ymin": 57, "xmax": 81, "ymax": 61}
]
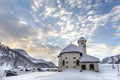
[
  {"xmin": 63, "ymin": 68, "xmax": 79, "ymax": 72},
  {"xmin": 0, "ymin": 68, "xmax": 5, "ymax": 79},
  {"xmin": 0, "ymin": 63, "xmax": 13, "ymax": 70},
  {"xmin": 2, "ymin": 64, "xmax": 120, "ymax": 80}
]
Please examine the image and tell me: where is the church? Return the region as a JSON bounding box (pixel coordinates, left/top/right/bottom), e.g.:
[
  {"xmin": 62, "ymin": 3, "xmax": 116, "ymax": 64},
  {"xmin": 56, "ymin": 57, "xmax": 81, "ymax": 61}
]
[{"xmin": 58, "ymin": 37, "xmax": 100, "ymax": 72}]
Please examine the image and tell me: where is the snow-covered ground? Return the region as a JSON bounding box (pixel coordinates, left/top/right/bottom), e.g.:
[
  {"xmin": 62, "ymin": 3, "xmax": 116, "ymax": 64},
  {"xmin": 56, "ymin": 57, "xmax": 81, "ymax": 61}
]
[{"xmin": 1, "ymin": 64, "xmax": 120, "ymax": 80}]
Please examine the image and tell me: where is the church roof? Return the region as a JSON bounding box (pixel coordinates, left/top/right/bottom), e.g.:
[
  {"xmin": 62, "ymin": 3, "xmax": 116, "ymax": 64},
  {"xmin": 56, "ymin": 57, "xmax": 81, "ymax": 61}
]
[
  {"xmin": 78, "ymin": 37, "xmax": 86, "ymax": 41},
  {"xmin": 60, "ymin": 44, "xmax": 84, "ymax": 54},
  {"xmin": 80, "ymin": 55, "xmax": 100, "ymax": 62}
]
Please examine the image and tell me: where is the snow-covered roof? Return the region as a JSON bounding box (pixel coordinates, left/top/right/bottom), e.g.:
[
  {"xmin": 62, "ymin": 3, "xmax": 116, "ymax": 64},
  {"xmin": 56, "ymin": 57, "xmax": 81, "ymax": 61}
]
[
  {"xmin": 78, "ymin": 37, "xmax": 86, "ymax": 41},
  {"xmin": 60, "ymin": 44, "xmax": 84, "ymax": 54},
  {"xmin": 80, "ymin": 55, "xmax": 100, "ymax": 62}
]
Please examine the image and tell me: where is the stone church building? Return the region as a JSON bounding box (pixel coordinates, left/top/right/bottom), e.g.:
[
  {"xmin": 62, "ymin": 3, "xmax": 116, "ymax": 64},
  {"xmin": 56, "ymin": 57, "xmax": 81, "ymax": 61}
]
[{"xmin": 58, "ymin": 37, "xmax": 100, "ymax": 72}]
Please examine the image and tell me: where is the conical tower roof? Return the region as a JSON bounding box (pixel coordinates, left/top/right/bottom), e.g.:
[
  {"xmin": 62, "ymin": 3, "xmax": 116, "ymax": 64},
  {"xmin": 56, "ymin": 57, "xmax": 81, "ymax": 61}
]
[{"xmin": 78, "ymin": 37, "xmax": 86, "ymax": 41}]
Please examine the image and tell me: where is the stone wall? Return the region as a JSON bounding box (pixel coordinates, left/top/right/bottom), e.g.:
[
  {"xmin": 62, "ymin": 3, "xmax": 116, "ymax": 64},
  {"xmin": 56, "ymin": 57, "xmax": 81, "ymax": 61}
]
[{"xmin": 58, "ymin": 53, "xmax": 99, "ymax": 72}]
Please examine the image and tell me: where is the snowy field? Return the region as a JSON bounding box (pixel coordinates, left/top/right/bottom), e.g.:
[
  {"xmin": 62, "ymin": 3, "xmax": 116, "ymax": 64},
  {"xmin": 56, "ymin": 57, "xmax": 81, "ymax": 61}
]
[{"xmin": 1, "ymin": 64, "xmax": 120, "ymax": 80}]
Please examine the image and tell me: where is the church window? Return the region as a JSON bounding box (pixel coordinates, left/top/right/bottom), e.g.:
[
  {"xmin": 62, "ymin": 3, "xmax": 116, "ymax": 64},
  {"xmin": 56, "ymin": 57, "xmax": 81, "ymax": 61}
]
[
  {"xmin": 76, "ymin": 60, "xmax": 79, "ymax": 66},
  {"xmin": 81, "ymin": 42, "xmax": 84, "ymax": 44},
  {"xmin": 66, "ymin": 66, "xmax": 68, "ymax": 68},
  {"xmin": 89, "ymin": 64, "xmax": 94, "ymax": 70},
  {"xmin": 74, "ymin": 66, "xmax": 76, "ymax": 68},
  {"xmin": 73, "ymin": 62, "xmax": 76, "ymax": 63},
  {"xmin": 62, "ymin": 60, "xmax": 65, "ymax": 66},
  {"xmin": 66, "ymin": 62, "xmax": 68, "ymax": 63},
  {"xmin": 82, "ymin": 65, "xmax": 86, "ymax": 70},
  {"xmin": 73, "ymin": 57, "xmax": 76, "ymax": 59},
  {"xmin": 81, "ymin": 42, "xmax": 85, "ymax": 47},
  {"xmin": 65, "ymin": 57, "xmax": 68, "ymax": 59}
]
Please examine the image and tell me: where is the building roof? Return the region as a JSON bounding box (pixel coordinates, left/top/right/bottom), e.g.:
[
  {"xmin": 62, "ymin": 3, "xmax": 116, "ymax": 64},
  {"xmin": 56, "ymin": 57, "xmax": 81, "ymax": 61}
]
[
  {"xmin": 78, "ymin": 37, "xmax": 86, "ymax": 41},
  {"xmin": 80, "ymin": 55, "xmax": 100, "ymax": 62},
  {"xmin": 60, "ymin": 44, "xmax": 84, "ymax": 54},
  {"xmin": 58, "ymin": 37, "xmax": 100, "ymax": 62}
]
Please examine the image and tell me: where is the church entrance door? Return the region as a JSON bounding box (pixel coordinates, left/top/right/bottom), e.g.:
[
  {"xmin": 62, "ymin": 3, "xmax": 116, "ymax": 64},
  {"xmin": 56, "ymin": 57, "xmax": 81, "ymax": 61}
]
[
  {"xmin": 89, "ymin": 64, "xmax": 94, "ymax": 70},
  {"xmin": 81, "ymin": 65, "xmax": 86, "ymax": 70}
]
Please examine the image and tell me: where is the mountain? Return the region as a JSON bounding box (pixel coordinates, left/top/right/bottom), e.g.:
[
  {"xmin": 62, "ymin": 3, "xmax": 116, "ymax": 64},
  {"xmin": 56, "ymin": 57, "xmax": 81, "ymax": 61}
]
[
  {"xmin": 101, "ymin": 54, "xmax": 120, "ymax": 64},
  {"xmin": 0, "ymin": 43, "xmax": 56, "ymax": 70}
]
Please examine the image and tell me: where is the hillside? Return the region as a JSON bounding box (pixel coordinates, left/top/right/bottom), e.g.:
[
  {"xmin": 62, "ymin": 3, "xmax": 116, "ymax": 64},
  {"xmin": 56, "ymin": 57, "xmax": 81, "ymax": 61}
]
[
  {"xmin": 101, "ymin": 55, "xmax": 120, "ymax": 64},
  {"xmin": 0, "ymin": 43, "xmax": 56, "ymax": 70}
]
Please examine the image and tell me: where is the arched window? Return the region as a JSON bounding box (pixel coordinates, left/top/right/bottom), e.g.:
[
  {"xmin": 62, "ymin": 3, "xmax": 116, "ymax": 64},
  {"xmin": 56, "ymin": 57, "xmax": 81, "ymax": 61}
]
[
  {"xmin": 89, "ymin": 64, "xmax": 94, "ymax": 70},
  {"xmin": 76, "ymin": 60, "xmax": 79, "ymax": 66},
  {"xmin": 81, "ymin": 42, "xmax": 86, "ymax": 47},
  {"xmin": 81, "ymin": 65, "xmax": 86, "ymax": 70},
  {"xmin": 62, "ymin": 60, "xmax": 65, "ymax": 66},
  {"xmin": 81, "ymin": 42, "xmax": 84, "ymax": 45}
]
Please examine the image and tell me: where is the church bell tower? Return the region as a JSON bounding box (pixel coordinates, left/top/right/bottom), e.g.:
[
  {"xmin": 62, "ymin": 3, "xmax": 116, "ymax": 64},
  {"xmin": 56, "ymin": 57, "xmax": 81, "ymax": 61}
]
[{"xmin": 78, "ymin": 37, "xmax": 87, "ymax": 53}]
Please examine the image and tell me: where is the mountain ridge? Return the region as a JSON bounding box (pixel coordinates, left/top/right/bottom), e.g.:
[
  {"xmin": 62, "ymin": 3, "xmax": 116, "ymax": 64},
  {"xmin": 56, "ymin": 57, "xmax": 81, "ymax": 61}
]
[
  {"xmin": 101, "ymin": 54, "xmax": 120, "ymax": 64},
  {"xmin": 0, "ymin": 43, "xmax": 56, "ymax": 70}
]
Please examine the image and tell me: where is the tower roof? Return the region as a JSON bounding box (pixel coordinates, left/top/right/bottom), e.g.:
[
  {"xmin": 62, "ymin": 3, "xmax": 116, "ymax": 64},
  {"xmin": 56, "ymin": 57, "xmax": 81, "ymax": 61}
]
[
  {"xmin": 78, "ymin": 37, "xmax": 86, "ymax": 41},
  {"xmin": 80, "ymin": 55, "xmax": 100, "ymax": 62}
]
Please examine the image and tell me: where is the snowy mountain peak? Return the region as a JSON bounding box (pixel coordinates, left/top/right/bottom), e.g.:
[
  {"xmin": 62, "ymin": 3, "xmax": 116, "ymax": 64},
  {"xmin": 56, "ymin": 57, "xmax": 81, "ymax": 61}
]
[
  {"xmin": 0, "ymin": 44, "xmax": 56, "ymax": 70},
  {"xmin": 101, "ymin": 54, "xmax": 120, "ymax": 64}
]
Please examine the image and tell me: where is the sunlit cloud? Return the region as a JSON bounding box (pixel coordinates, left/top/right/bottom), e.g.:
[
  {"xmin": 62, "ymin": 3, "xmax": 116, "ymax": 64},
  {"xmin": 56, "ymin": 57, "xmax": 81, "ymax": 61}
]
[
  {"xmin": 0, "ymin": 0, "xmax": 120, "ymax": 64},
  {"xmin": 87, "ymin": 43, "xmax": 112, "ymax": 59},
  {"xmin": 19, "ymin": 20, "xmax": 28, "ymax": 25},
  {"xmin": 112, "ymin": 46, "xmax": 120, "ymax": 55}
]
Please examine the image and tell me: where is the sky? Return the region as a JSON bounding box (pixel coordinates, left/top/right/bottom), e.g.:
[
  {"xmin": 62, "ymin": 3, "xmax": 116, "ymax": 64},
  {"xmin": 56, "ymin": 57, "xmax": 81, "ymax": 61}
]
[{"xmin": 0, "ymin": 0, "xmax": 120, "ymax": 64}]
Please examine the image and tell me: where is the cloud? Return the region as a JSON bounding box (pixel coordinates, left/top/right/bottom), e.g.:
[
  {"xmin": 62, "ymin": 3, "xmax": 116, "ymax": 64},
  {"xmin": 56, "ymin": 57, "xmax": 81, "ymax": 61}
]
[
  {"xmin": 44, "ymin": 6, "xmax": 56, "ymax": 17},
  {"xmin": 87, "ymin": 43, "xmax": 120, "ymax": 60},
  {"xmin": 112, "ymin": 46, "xmax": 120, "ymax": 55},
  {"xmin": 19, "ymin": 20, "xmax": 28, "ymax": 25},
  {"xmin": 87, "ymin": 43, "xmax": 112, "ymax": 59},
  {"xmin": 105, "ymin": 0, "xmax": 114, "ymax": 3},
  {"xmin": 110, "ymin": 5, "xmax": 120, "ymax": 37},
  {"xmin": 113, "ymin": 25, "xmax": 120, "ymax": 36},
  {"xmin": 87, "ymin": 10, "xmax": 96, "ymax": 15},
  {"xmin": 0, "ymin": 0, "xmax": 120, "ymax": 64},
  {"xmin": 110, "ymin": 5, "xmax": 120, "ymax": 22},
  {"xmin": 32, "ymin": 0, "xmax": 43, "ymax": 10}
]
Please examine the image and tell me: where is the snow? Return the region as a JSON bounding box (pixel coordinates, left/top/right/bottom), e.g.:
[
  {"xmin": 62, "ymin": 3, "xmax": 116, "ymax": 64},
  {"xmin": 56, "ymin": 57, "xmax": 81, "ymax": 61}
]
[
  {"xmin": 60, "ymin": 44, "xmax": 84, "ymax": 54},
  {"xmin": 0, "ymin": 68, "xmax": 5, "ymax": 79},
  {"xmin": 41, "ymin": 68, "xmax": 58, "ymax": 71},
  {"xmin": 59, "ymin": 44, "xmax": 99, "ymax": 62},
  {"xmin": 101, "ymin": 55, "xmax": 120, "ymax": 64},
  {"xmin": 80, "ymin": 55, "xmax": 100, "ymax": 62},
  {"xmin": 2, "ymin": 64, "xmax": 120, "ymax": 80},
  {"xmin": 78, "ymin": 37, "xmax": 86, "ymax": 41},
  {"xmin": 0, "ymin": 65, "xmax": 12, "ymax": 71}
]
